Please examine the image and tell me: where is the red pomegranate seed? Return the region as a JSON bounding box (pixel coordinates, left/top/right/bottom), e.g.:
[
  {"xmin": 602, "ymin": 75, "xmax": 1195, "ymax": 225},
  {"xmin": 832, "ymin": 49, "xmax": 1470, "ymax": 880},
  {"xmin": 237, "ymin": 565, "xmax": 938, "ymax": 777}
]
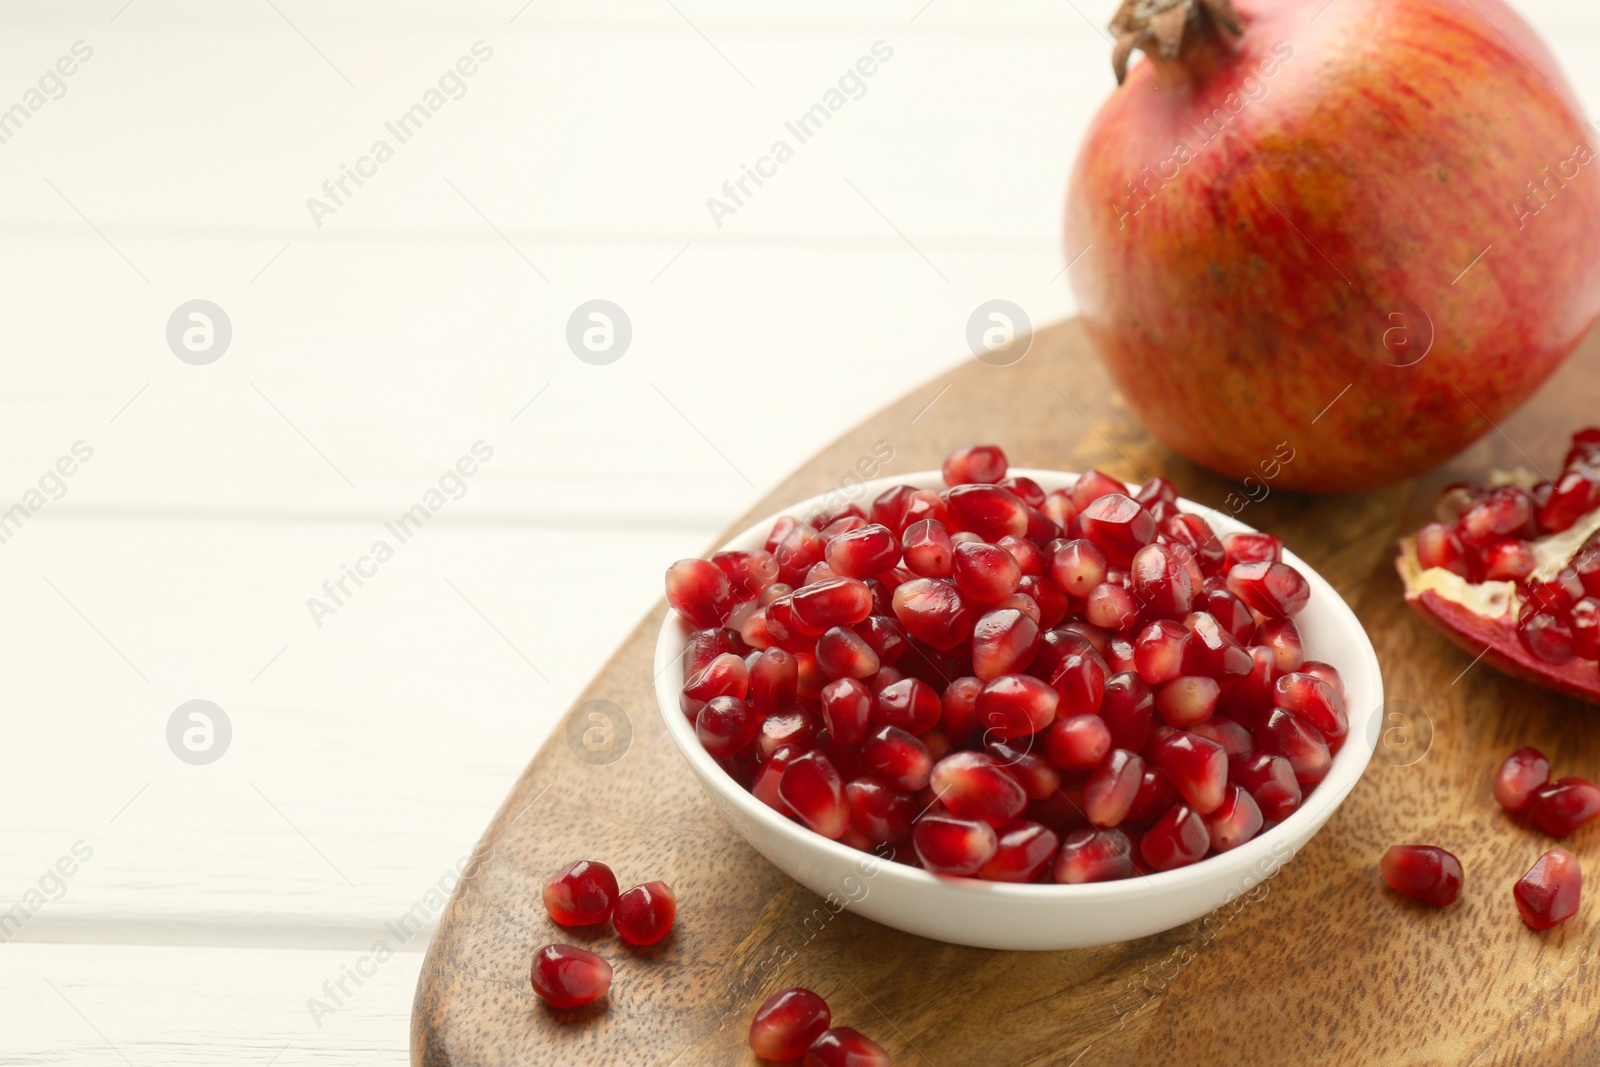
[
  {"xmin": 846, "ymin": 777, "xmax": 916, "ymax": 843},
  {"xmin": 820, "ymin": 515, "xmax": 868, "ymax": 541},
  {"xmin": 1099, "ymin": 672, "xmax": 1154, "ymax": 751},
  {"xmin": 774, "ymin": 524, "xmax": 827, "ymax": 586},
  {"xmin": 1539, "ymin": 470, "xmax": 1599, "ymax": 533},
  {"xmin": 977, "ymin": 820, "xmax": 1059, "ymax": 882},
  {"xmin": 815, "ymin": 626, "xmax": 880, "ymax": 681},
  {"xmin": 996, "ymin": 534, "xmax": 1047, "ymax": 577},
  {"xmin": 1184, "ymin": 611, "xmax": 1254, "ymax": 681},
  {"xmin": 1259, "ymin": 708, "xmax": 1332, "ymax": 784},
  {"xmin": 1134, "ymin": 475, "xmax": 1177, "ymax": 509},
  {"xmin": 1189, "ymin": 716, "xmax": 1253, "ymax": 755},
  {"xmin": 873, "ymin": 677, "xmax": 941, "ymax": 735},
  {"xmin": 1046, "ymin": 714, "xmax": 1112, "ymax": 771},
  {"xmin": 929, "ymin": 751, "xmax": 1027, "ymax": 825},
  {"xmin": 951, "ymin": 541, "xmax": 1023, "ymax": 603},
  {"xmin": 806, "ymin": 1027, "xmax": 891, "ymax": 1067},
  {"xmin": 940, "ymin": 676, "xmax": 983, "ymax": 744},
  {"xmin": 778, "ymin": 751, "xmax": 849, "ymax": 838},
  {"xmin": 824, "ymin": 523, "xmax": 900, "ymax": 579},
  {"xmin": 912, "ymin": 812, "xmax": 999, "ymax": 875},
  {"xmin": 795, "ymin": 654, "xmax": 826, "ymax": 700},
  {"xmin": 853, "ymin": 616, "xmax": 907, "ymax": 666},
  {"xmin": 1415, "ymin": 521, "xmax": 1470, "ymax": 576},
  {"xmin": 1519, "ymin": 611, "xmax": 1576, "ymax": 665},
  {"xmin": 1273, "ymin": 672, "xmax": 1348, "ymax": 745},
  {"xmin": 1530, "ymin": 777, "xmax": 1600, "ymax": 836},
  {"xmin": 1070, "ymin": 469, "xmax": 1128, "ymax": 511},
  {"xmin": 749, "ymin": 648, "xmax": 798, "ymax": 715},
  {"xmin": 943, "ymin": 443, "xmax": 1008, "ymax": 486},
  {"xmin": 1084, "ymin": 748, "xmax": 1144, "ymax": 827},
  {"xmin": 984, "ymin": 740, "xmax": 1060, "ymax": 800},
  {"xmin": 971, "ymin": 608, "xmax": 1041, "ymax": 681},
  {"xmin": 1085, "ymin": 582, "xmax": 1140, "ymax": 631},
  {"xmin": 665, "ymin": 558, "xmax": 733, "ymax": 628},
  {"xmin": 1299, "ymin": 659, "xmax": 1346, "ymax": 699},
  {"xmin": 697, "ymin": 696, "xmax": 758, "ymax": 757},
  {"xmin": 683, "ymin": 651, "xmax": 749, "ymax": 707},
  {"xmin": 1048, "ymin": 644, "xmax": 1110, "ymax": 722},
  {"xmin": 1255, "ymin": 618, "xmax": 1305, "ymax": 676},
  {"xmin": 753, "ymin": 745, "xmax": 801, "ymax": 814},
  {"xmin": 1205, "ymin": 784, "xmax": 1264, "ymax": 852},
  {"xmin": 684, "ymin": 627, "xmax": 740, "ymax": 676},
  {"xmin": 1078, "ymin": 493, "xmax": 1158, "ymax": 568},
  {"xmin": 1222, "ymin": 530, "xmax": 1282, "ymax": 568},
  {"xmin": 1457, "ymin": 486, "xmax": 1533, "ymax": 548},
  {"xmin": 1124, "ymin": 765, "xmax": 1180, "ymax": 822},
  {"xmin": 1226, "ymin": 560, "xmax": 1311, "ymax": 619},
  {"xmin": 750, "ymin": 987, "xmax": 831, "ymax": 1060},
  {"xmin": 860, "ymin": 725, "xmax": 933, "ymax": 791},
  {"xmin": 820, "ymin": 678, "xmax": 873, "ymax": 745},
  {"xmin": 804, "ymin": 558, "xmax": 837, "ymax": 586},
  {"xmin": 1514, "ymin": 847, "xmax": 1582, "ymax": 930},
  {"xmin": 1380, "ymin": 845, "xmax": 1463, "ymax": 906},
  {"xmin": 947, "ymin": 483, "xmax": 1029, "ymax": 540},
  {"xmin": 1054, "ymin": 826, "xmax": 1134, "ymax": 883},
  {"xmin": 1150, "ymin": 731, "xmax": 1228, "ymax": 814},
  {"xmin": 1018, "ymin": 574, "xmax": 1071, "ymax": 627},
  {"xmin": 1228, "ymin": 751, "xmax": 1302, "ymax": 822},
  {"xmin": 1572, "ymin": 598, "xmax": 1600, "ymax": 659},
  {"xmin": 1196, "ymin": 585, "xmax": 1256, "ymax": 644},
  {"xmin": 1001, "ymin": 475, "xmax": 1047, "ymax": 509},
  {"xmin": 1103, "ymin": 635, "xmax": 1138, "ymax": 674},
  {"xmin": 1482, "ymin": 539, "xmax": 1537, "ymax": 581},
  {"xmin": 975, "ymin": 673, "xmax": 1059, "ymax": 740},
  {"xmin": 530, "ymin": 944, "xmax": 612, "ymax": 1008},
  {"xmin": 1131, "ymin": 543, "xmax": 1194, "ymax": 620},
  {"xmin": 542, "ymin": 860, "xmax": 619, "ymax": 926},
  {"xmin": 901, "ymin": 518, "xmax": 954, "ymax": 578},
  {"xmin": 1141, "ymin": 804, "xmax": 1210, "ymax": 870},
  {"xmin": 994, "ymin": 592, "xmax": 1042, "ymax": 624},
  {"xmin": 890, "ymin": 578, "xmax": 974, "ymax": 650},
  {"xmin": 1154, "ymin": 676, "xmax": 1220, "ymax": 728},
  {"xmin": 613, "ymin": 881, "xmax": 676, "ymax": 945},
  {"xmin": 1049, "ymin": 538, "xmax": 1109, "ymax": 598},
  {"xmin": 1493, "ymin": 746, "xmax": 1551, "ymax": 812},
  {"xmin": 791, "ymin": 577, "xmax": 874, "ymax": 630},
  {"xmin": 713, "ymin": 549, "xmax": 779, "ymax": 601},
  {"xmin": 1528, "ymin": 568, "xmax": 1586, "ymax": 616},
  {"xmin": 1164, "ymin": 512, "xmax": 1226, "ymax": 574},
  {"xmin": 1134, "ymin": 619, "xmax": 1192, "ymax": 684}
]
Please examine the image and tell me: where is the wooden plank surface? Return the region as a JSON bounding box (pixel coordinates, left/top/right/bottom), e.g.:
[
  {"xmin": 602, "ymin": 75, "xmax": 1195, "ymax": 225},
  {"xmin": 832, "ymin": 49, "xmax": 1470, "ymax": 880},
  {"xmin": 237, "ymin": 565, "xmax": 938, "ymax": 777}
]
[{"xmin": 413, "ymin": 318, "xmax": 1600, "ymax": 1066}]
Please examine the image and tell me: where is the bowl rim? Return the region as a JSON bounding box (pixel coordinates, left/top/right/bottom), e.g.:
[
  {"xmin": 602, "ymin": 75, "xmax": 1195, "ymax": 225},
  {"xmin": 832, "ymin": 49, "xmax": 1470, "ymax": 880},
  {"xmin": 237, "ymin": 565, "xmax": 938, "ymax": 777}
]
[{"xmin": 652, "ymin": 469, "xmax": 1382, "ymax": 902}]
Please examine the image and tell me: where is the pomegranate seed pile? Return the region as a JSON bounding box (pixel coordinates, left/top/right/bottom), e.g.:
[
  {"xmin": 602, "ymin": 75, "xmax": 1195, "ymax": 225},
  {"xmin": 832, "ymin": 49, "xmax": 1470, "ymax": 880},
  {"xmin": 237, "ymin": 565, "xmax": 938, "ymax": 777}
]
[
  {"xmin": 749, "ymin": 986, "xmax": 890, "ymax": 1066},
  {"xmin": 530, "ymin": 859, "xmax": 676, "ymax": 1009},
  {"xmin": 664, "ymin": 444, "xmax": 1347, "ymax": 881}
]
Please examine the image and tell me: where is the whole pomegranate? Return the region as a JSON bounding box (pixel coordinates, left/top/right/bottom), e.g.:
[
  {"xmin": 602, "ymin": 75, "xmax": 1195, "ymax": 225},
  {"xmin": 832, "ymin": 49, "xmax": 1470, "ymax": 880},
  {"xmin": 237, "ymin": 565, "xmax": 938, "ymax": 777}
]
[{"xmin": 1066, "ymin": 0, "xmax": 1600, "ymax": 492}]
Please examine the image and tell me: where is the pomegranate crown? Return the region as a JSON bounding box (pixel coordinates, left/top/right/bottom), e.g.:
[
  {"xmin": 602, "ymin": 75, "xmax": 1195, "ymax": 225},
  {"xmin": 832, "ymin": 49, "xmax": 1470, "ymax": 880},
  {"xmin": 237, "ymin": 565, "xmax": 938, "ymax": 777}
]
[{"xmin": 1109, "ymin": 0, "xmax": 1242, "ymax": 83}]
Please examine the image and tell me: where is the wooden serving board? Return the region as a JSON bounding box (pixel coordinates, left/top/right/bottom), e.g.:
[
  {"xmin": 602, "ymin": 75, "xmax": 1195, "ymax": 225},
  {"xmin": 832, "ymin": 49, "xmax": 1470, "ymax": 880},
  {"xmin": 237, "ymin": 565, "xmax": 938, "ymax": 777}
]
[{"xmin": 413, "ymin": 319, "xmax": 1600, "ymax": 1067}]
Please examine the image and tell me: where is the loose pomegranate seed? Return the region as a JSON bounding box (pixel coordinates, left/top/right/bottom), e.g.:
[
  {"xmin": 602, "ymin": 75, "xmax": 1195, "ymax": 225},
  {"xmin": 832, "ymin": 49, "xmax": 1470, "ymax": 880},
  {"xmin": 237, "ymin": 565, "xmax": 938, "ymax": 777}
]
[
  {"xmin": 1154, "ymin": 676, "xmax": 1220, "ymax": 728},
  {"xmin": 750, "ymin": 987, "xmax": 831, "ymax": 1060},
  {"xmin": 1273, "ymin": 672, "xmax": 1348, "ymax": 745},
  {"xmin": 713, "ymin": 549, "xmax": 780, "ymax": 601},
  {"xmin": 791, "ymin": 577, "xmax": 874, "ymax": 631},
  {"xmin": 1184, "ymin": 611, "xmax": 1253, "ymax": 681},
  {"xmin": 1141, "ymin": 804, "xmax": 1210, "ymax": 870},
  {"xmin": 984, "ymin": 739, "xmax": 1060, "ymax": 799},
  {"xmin": 1229, "ymin": 751, "xmax": 1302, "ymax": 822},
  {"xmin": 901, "ymin": 519, "xmax": 954, "ymax": 578},
  {"xmin": 697, "ymin": 696, "xmax": 758, "ymax": 757},
  {"xmin": 1049, "ymin": 538, "xmax": 1108, "ymax": 599},
  {"xmin": 749, "ymin": 648, "xmax": 798, "ymax": 715},
  {"xmin": 947, "ymin": 483, "xmax": 1029, "ymax": 540},
  {"xmin": 815, "ymin": 627, "xmax": 880, "ymax": 681},
  {"xmin": 913, "ymin": 812, "xmax": 999, "ymax": 875},
  {"xmin": 929, "ymin": 751, "xmax": 1028, "ymax": 826},
  {"xmin": 753, "ymin": 745, "xmax": 800, "ymax": 814},
  {"xmin": 975, "ymin": 673, "xmax": 1059, "ymax": 740},
  {"xmin": 943, "ymin": 443, "xmax": 1008, "ymax": 486},
  {"xmin": 804, "ymin": 556, "xmax": 838, "ymax": 584},
  {"xmin": 1084, "ymin": 748, "xmax": 1144, "ymax": 826},
  {"xmin": 1070, "ymin": 469, "xmax": 1128, "ymax": 511},
  {"xmin": 1048, "ymin": 642, "xmax": 1110, "ymax": 721},
  {"xmin": 806, "ymin": 1027, "xmax": 891, "ymax": 1067},
  {"xmin": 1134, "ymin": 619, "xmax": 1192, "ymax": 684},
  {"xmin": 1255, "ymin": 618, "xmax": 1305, "ymax": 676},
  {"xmin": 996, "ymin": 534, "xmax": 1047, "ymax": 577},
  {"xmin": 666, "ymin": 558, "xmax": 733, "ymax": 628},
  {"xmin": 1519, "ymin": 611, "xmax": 1576, "ymax": 665},
  {"xmin": 825, "ymin": 523, "xmax": 900, "ymax": 579},
  {"xmin": 1226, "ymin": 560, "xmax": 1311, "ymax": 619},
  {"xmin": 860, "ymin": 725, "xmax": 933, "ymax": 791},
  {"xmin": 951, "ymin": 541, "xmax": 1022, "ymax": 604},
  {"xmin": 683, "ymin": 651, "xmax": 749, "ymax": 705},
  {"xmin": 1054, "ymin": 826, "xmax": 1134, "ymax": 883},
  {"xmin": 820, "ymin": 678, "xmax": 874, "ymax": 745},
  {"xmin": 820, "ymin": 515, "xmax": 868, "ymax": 541},
  {"xmin": 1415, "ymin": 521, "xmax": 1470, "ymax": 576},
  {"xmin": 970, "ymin": 608, "xmax": 1041, "ymax": 681},
  {"xmin": 1206, "ymin": 784, "xmax": 1264, "ymax": 852},
  {"xmin": 1530, "ymin": 777, "xmax": 1600, "ymax": 836},
  {"xmin": 613, "ymin": 881, "xmax": 676, "ymax": 945},
  {"xmin": 1223, "ymin": 531, "xmax": 1282, "ymax": 568},
  {"xmin": 873, "ymin": 677, "xmax": 941, "ymax": 735},
  {"xmin": 846, "ymin": 777, "xmax": 916, "ymax": 843},
  {"xmin": 969, "ymin": 820, "xmax": 1056, "ymax": 882},
  {"xmin": 542, "ymin": 860, "xmax": 619, "ymax": 926},
  {"xmin": 1258, "ymin": 708, "xmax": 1332, "ymax": 784},
  {"xmin": 1103, "ymin": 635, "xmax": 1138, "ymax": 674},
  {"xmin": 1164, "ymin": 512, "xmax": 1226, "ymax": 574},
  {"xmin": 774, "ymin": 524, "xmax": 827, "ymax": 586},
  {"xmin": 1457, "ymin": 486, "xmax": 1533, "ymax": 548},
  {"xmin": 1380, "ymin": 845, "xmax": 1463, "ymax": 906},
  {"xmin": 1188, "ymin": 716, "xmax": 1252, "ymax": 755},
  {"xmin": 891, "ymin": 578, "xmax": 974, "ymax": 650},
  {"xmin": 1046, "ymin": 714, "xmax": 1112, "ymax": 770},
  {"xmin": 1514, "ymin": 848, "xmax": 1582, "ymax": 930},
  {"xmin": 1493, "ymin": 746, "xmax": 1551, "ymax": 812},
  {"xmin": 1078, "ymin": 493, "xmax": 1157, "ymax": 568},
  {"xmin": 779, "ymin": 752, "xmax": 849, "ymax": 839},
  {"xmin": 1149, "ymin": 731, "xmax": 1228, "ymax": 814},
  {"xmin": 1196, "ymin": 585, "xmax": 1256, "ymax": 644},
  {"xmin": 684, "ymin": 627, "xmax": 740, "ymax": 676},
  {"xmin": 1216, "ymin": 646, "xmax": 1276, "ymax": 728},
  {"xmin": 1017, "ymin": 575, "xmax": 1070, "ymax": 628},
  {"xmin": 530, "ymin": 944, "xmax": 612, "ymax": 1008},
  {"xmin": 1298, "ymin": 660, "xmax": 1346, "ymax": 699},
  {"xmin": 940, "ymin": 675, "xmax": 983, "ymax": 743},
  {"xmin": 1099, "ymin": 672, "xmax": 1154, "ymax": 751},
  {"xmin": 795, "ymin": 654, "xmax": 827, "ymax": 700},
  {"xmin": 1085, "ymin": 582, "xmax": 1140, "ymax": 631},
  {"xmin": 1130, "ymin": 543, "xmax": 1193, "ymax": 620}
]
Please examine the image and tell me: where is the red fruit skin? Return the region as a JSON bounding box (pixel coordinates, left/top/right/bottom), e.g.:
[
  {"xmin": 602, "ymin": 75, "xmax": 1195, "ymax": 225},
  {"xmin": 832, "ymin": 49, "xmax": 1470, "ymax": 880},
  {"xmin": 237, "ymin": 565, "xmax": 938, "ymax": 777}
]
[{"xmin": 1065, "ymin": 0, "xmax": 1600, "ymax": 492}]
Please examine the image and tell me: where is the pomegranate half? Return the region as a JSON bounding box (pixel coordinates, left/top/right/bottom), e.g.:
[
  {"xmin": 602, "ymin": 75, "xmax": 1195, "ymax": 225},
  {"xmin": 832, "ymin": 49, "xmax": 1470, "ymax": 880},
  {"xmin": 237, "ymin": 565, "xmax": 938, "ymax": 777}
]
[{"xmin": 1066, "ymin": 0, "xmax": 1600, "ymax": 491}]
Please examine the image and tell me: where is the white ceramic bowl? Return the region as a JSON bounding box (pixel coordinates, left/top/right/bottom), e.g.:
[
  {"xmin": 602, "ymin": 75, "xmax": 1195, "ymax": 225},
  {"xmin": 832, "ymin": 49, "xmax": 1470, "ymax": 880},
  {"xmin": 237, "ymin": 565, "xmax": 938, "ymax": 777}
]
[{"xmin": 653, "ymin": 471, "xmax": 1382, "ymax": 950}]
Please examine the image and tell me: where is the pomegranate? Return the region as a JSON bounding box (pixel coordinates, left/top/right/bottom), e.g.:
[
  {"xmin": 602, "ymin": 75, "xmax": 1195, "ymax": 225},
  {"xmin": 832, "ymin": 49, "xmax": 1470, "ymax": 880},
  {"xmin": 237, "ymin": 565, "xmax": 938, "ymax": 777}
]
[
  {"xmin": 1380, "ymin": 845, "xmax": 1463, "ymax": 907},
  {"xmin": 750, "ymin": 987, "xmax": 831, "ymax": 1059},
  {"xmin": 613, "ymin": 881, "xmax": 676, "ymax": 946},
  {"xmin": 541, "ymin": 860, "xmax": 619, "ymax": 927},
  {"xmin": 1066, "ymin": 0, "xmax": 1600, "ymax": 491},
  {"xmin": 1397, "ymin": 428, "xmax": 1600, "ymax": 703},
  {"xmin": 668, "ymin": 446, "xmax": 1348, "ymax": 881},
  {"xmin": 529, "ymin": 944, "xmax": 612, "ymax": 1009},
  {"xmin": 1514, "ymin": 848, "xmax": 1582, "ymax": 930}
]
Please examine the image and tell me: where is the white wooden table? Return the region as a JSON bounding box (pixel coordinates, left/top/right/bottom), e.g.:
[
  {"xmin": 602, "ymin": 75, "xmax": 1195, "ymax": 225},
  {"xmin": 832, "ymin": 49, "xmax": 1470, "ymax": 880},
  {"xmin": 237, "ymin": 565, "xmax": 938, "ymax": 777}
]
[{"xmin": 2, "ymin": 1, "xmax": 1596, "ymax": 1061}]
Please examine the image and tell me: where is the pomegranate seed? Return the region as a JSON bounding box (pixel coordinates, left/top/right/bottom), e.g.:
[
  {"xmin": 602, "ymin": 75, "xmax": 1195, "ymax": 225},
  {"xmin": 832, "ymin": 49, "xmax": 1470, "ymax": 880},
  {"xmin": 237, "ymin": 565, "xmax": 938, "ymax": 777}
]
[
  {"xmin": 1482, "ymin": 539, "xmax": 1537, "ymax": 581},
  {"xmin": 1223, "ymin": 531, "xmax": 1282, "ymax": 568},
  {"xmin": 1049, "ymin": 538, "xmax": 1109, "ymax": 598},
  {"xmin": 860, "ymin": 726, "xmax": 933, "ymax": 791},
  {"xmin": 951, "ymin": 541, "xmax": 1023, "ymax": 603},
  {"xmin": 530, "ymin": 944, "xmax": 612, "ymax": 1008},
  {"xmin": 891, "ymin": 578, "xmax": 974, "ymax": 650},
  {"xmin": 929, "ymin": 751, "xmax": 1028, "ymax": 825},
  {"xmin": 713, "ymin": 549, "xmax": 779, "ymax": 601},
  {"xmin": 1070, "ymin": 469, "xmax": 1128, "ymax": 511},
  {"xmin": 1131, "ymin": 543, "xmax": 1194, "ymax": 620},
  {"xmin": 913, "ymin": 812, "xmax": 999, "ymax": 875},
  {"xmin": 1134, "ymin": 619, "xmax": 1192, "ymax": 684},
  {"xmin": 947, "ymin": 483, "xmax": 1029, "ymax": 540},
  {"xmin": 815, "ymin": 627, "xmax": 880, "ymax": 681},
  {"xmin": 1514, "ymin": 848, "xmax": 1582, "ymax": 929},
  {"xmin": 1154, "ymin": 676, "xmax": 1220, "ymax": 728},
  {"xmin": 943, "ymin": 443, "xmax": 1008, "ymax": 486},
  {"xmin": 901, "ymin": 519, "xmax": 954, "ymax": 578},
  {"xmin": 1078, "ymin": 494, "xmax": 1157, "ymax": 568},
  {"xmin": 1255, "ymin": 618, "xmax": 1305, "ymax": 676},
  {"xmin": 1041, "ymin": 488, "xmax": 1078, "ymax": 529},
  {"xmin": 697, "ymin": 696, "xmax": 758, "ymax": 758},
  {"xmin": 1528, "ymin": 568, "xmax": 1586, "ymax": 616},
  {"xmin": 1164, "ymin": 512, "xmax": 1227, "ymax": 575},
  {"xmin": 1539, "ymin": 471, "xmax": 1599, "ymax": 533},
  {"xmin": 1299, "ymin": 659, "xmax": 1346, "ymax": 699},
  {"xmin": 1104, "ymin": 635, "xmax": 1138, "ymax": 674},
  {"xmin": 613, "ymin": 881, "xmax": 676, "ymax": 945},
  {"xmin": 1085, "ymin": 582, "xmax": 1140, "ymax": 631},
  {"xmin": 1567, "ymin": 427, "xmax": 1600, "ymax": 468},
  {"xmin": 1184, "ymin": 611, "xmax": 1253, "ymax": 680},
  {"xmin": 940, "ymin": 676, "xmax": 983, "ymax": 743},
  {"xmin": 1197, "ymin": 585, "xmax": 1256, "ymax": 644},
  {"xmin": 1493, "ymin": 746, "xmax": 1551, "ymax": 812},
  {"xmin": 1380, "ymin": 845, "xmax": 1463, "ymax": 906},
  {"xmin": 1054, "ymin": 826, "xmax": 1134, "ymax": 883},
  {"xmin": 778, "ymin": 751, "xmax": 849, "ymax": 838},
  {"xmin": 1519, "ymin": 611, "xmax": 1576, "ymax": 665},
  {"xmin": 775, "ymin": 524, "xmax": 827, "ymax": 586},
  {"xmin": 684, "ymin": 627, "xmax": 740, "ymax": 676},
  {"xmin": 846, "ymin": 777, "xmax": 916, "ymax": 843},
  {"xmin": 795, "ymin": 654, "xmax": 826, "ymax": 700},
  {"xmin": 683, "ymin": 651, "xmax": 749, "ymax": 708},
  {"xmin": 791, "ymin": 577, "xmax": 874, "ymax": 630},
  {"xmin": 1226, "ymin": 560, "xmax": 1311, "ymax": 619},
  {"xmin": 978, "ymin": 820, "xmax": 1059, "ymax": 882},
  {"xmin": 1084, "ymin": 748, "xmax": 1144, "ymax": 826},
  {"xmin": 542, "ymin": 860, "xmax": 619, "ymax": 926},
  {"xmin": 984, "ymin": 739, "xmax": 1060, "ymax": 800},
  {"xmin": 820, "ymin": 515, "xmax": 868, "ymax": 541},
  {"xmin": 750, "ymin": 987, "xmax": 831, "ymax": 1060},
  {"xmin": 854, "ymin": 615, "xmax": 909, "ymax": 666},
  {"xmin": 1530, "ymin": 777, "xmax": 1600, "ymax": 836},
  {"xmin": 766, "ymin": 516, "xmax": 800, "ymax": 554},
  {"xmin": 995, "ymin": 535, "xmax": 1046, "ymax": 578},
  {"xmin": 758, "ymin": 706, "xmax": 820, "ymax": 761},
  {"xmin": 1125, "ymin": 765, "xmax": 1181, "ymax": 822},
  {"xmin": 969, "ymin": 608, "xmax": 1042, "ymax": 681},
  {"xmin": 1228, "ymin": 751, "xmax": 1302, "ymax": 822},
  {"xmin": 1415, "ymin": 521, "xmax": 1470, "ymax": 576},
  {"xmin": 1206, "ymin": 784, "xmax": 1264, "ymax": 852},
  {"xmin": 1046, "ymin": 714, "xmax": 1112, "ymax": 770},
  {"xmin": 1273, "ymin": 672, "xmax": 1348, "ymax": 745},
  {"xmin": 975, "ymin": 673, "xmax": 1059, "ymax": 740},
  {"xmin": 1259, "ymin": 708, "xmax": 1332, "ymax": 784},
  {"xmin": 873, "ymin": 677, "xmax": 941, "ymax": 735},
  {"xmin": 1457, "ymin": 486, "xmax": 1533, "ymax": 548},
  {"xmin": 825, "ymin": 523, "xmax": 900, "ymax": 579},
  {"xmin": 1141, "ymin": 804, "xmax": 1210, "ymax": 870},
  {"xmin": 749, "ymin": 648, "xmax": 798, "ymax": 715},
  {"xmin": 1134, "ymin": 475, "xmax": 1176, "ymax": 508},
  {"xmin": 1099, "ymin": 672, "xmax": 1154, "ymax": 751},
  {"xmin": 806, "ymin": 1028, "xmax": 891, "ymax": 1067},
  {"xmin": 1572, "ymin": 598, "xmax": 1600, "ymax": 659},
  {"xmin": 1017, "ymin": 575, "xmax": 1071, "ymax": 627},
  {"xmin": 753, "ymin": 745, "xmax": 801, "ymax": 814},
  {"xmin": 1149, "ymin": 731, "xmax": 1228, "ymax": 814},
  {"xmin": 1188, "ymin": 716, "xmax": 1253, "ymax": 755},
  {"xmin": 665, "ymin": 558, "xmax": 733, "ymax": 628},
  {"xmin": 820, "ymin": 678, "xmax": 874, "ymax": 745}
]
